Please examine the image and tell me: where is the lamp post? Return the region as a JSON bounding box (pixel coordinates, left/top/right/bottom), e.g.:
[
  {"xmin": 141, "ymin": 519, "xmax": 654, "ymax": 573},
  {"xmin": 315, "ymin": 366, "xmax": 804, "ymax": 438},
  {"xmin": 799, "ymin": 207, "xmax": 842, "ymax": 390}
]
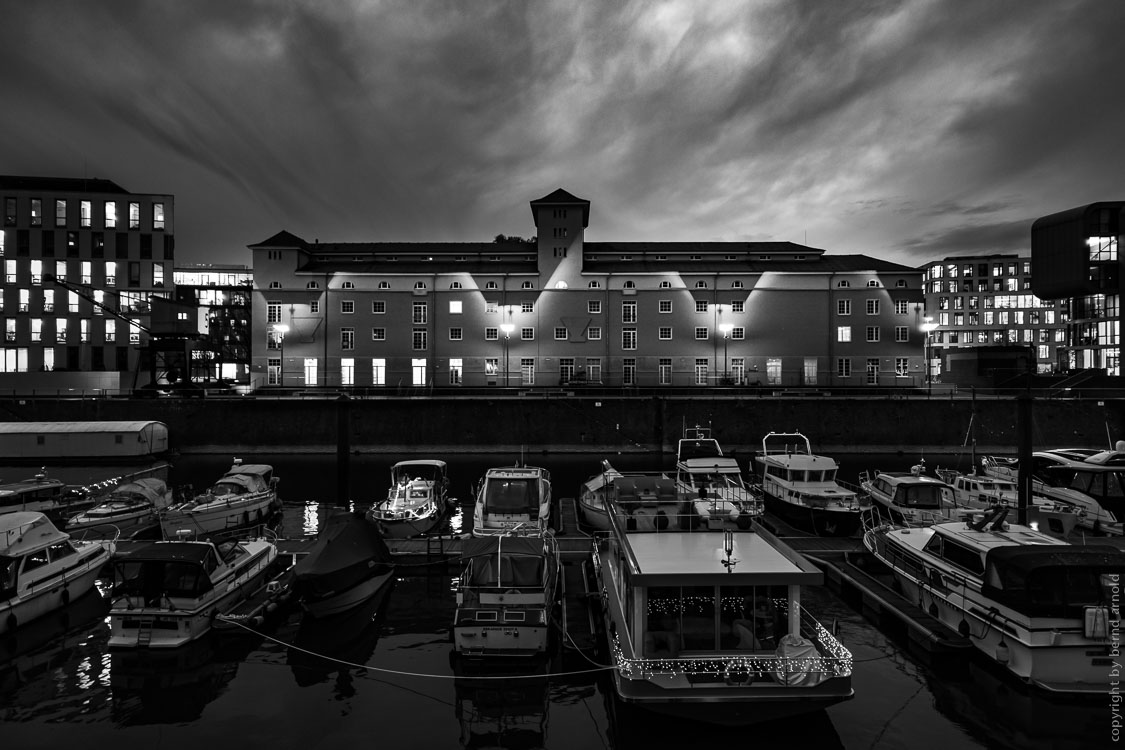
[
  {"xmin": 272, "ymin": 324, "xmax": 289, "ymax": 389},
  {"xmin": 719, "ymin": 322, "xmax": 733, "ymax": 385},
  {"xmin": 500, "ymin": 322, "xmax": 514, "ymax": 387},
  {"xmin": 921, "ymin": 317, "xmax": 937, "ymax": 396}
]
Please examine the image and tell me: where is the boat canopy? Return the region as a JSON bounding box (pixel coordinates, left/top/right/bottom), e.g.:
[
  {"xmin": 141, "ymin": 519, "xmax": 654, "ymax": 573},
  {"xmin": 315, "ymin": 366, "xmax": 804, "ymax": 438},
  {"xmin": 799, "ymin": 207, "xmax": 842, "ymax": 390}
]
[
  {"xmin": 482, "ymin": 477, "xmax": 541, "ymax": 516},
  {"xmin": 113, "ymin": 542, "xmax": 221, "ymax": 598},
  {"xmin": 293, "ymin": 514, "xmax": 393, "ymax": 597},
  {"xmin": 225, "ymin": 464, "xmax": 274, "ymax": 480},
  {"xmin": 614, "ymin": 476, "xmax": 678, "ymax": 506},
  {"xmin": 981, "ymin": 545, "xmax": 1125, "ymax": 617},
  {"xmin": 109, "ymin": 478, "xmax": 168, "ymax": 505},
  {"xmin": 0, "ymin": 512, "xmax": 67, "ymax": 555},
  {"xmin": 461, "ymin": 536, "xmax": 544, "ymax": 588},
  {"xmin": 391, "ymin": 460, "xmax": 446, "ymax": 483}
]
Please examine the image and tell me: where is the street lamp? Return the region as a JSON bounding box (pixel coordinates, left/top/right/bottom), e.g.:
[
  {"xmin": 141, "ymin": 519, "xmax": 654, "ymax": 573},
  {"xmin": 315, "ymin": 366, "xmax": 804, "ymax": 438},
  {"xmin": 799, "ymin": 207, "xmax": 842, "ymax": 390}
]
[
  {"xmin": 500, "ymin": 322, "xmax": 514, "ymax": 387},
  {"xmin": 719, "ymin": 322, "xmax": 733, "ymax": 385},
  {"xmin": 921, "ymin": 317, "xmax": 937, "ymax": 395},
  {"xmin": 272, "ymin": 324, "xmax": 289, "ymax": 388}
]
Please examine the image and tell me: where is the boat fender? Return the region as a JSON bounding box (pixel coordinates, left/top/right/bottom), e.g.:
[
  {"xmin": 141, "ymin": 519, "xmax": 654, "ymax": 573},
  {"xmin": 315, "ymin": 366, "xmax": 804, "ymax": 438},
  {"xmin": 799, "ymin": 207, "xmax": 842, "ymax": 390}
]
[
  {"xmin": 736, "ymin": 515, "xmax": 752, "ymax": 531},
  {"xmin": 927, "ymin": 603, "xmax": 938, "ymax": 618},
  {"xmin": 61, "ymin": 588, "xmax": 70, "ymax": 606},
  {"xmin": 250, "ymin": 616, "xmax": 264, "ymax": 627},
  {"xmin": 958, "ymin": 619, "xmax": 970, "ymax": 638},
  {"xmin": 5, "ymin": 613, "xmax": 16, "ymax": 632},
  {"xmin": 995, "ymin": 639, "xmax": 1009, "ymax": 664}
]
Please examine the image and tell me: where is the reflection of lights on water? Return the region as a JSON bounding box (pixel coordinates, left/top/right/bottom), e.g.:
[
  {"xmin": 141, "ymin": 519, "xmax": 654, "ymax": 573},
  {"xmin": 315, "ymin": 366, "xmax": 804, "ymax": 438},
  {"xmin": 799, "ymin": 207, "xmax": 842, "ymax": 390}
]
[
  {"xmin": 447, "ymin": 504, "xmax": 464, "ymax": 535},
  {"xmin": 76, "ymin": 656, "xmax": 94, "ymax": 691},
  {"xmin": 100, "ymin": 652, "xmax": 113, "ymax": 686},
  {"xmin": 302, "ymin": 500, "xmax": 320, "ymax": 536}
]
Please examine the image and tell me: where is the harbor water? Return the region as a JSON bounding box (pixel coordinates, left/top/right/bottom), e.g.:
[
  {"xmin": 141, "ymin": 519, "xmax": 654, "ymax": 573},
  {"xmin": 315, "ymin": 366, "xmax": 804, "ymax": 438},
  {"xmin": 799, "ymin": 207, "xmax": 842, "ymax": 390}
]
[{"xmin": 0, "ymin": 452, "xmax": 1112, "ymax": 749}]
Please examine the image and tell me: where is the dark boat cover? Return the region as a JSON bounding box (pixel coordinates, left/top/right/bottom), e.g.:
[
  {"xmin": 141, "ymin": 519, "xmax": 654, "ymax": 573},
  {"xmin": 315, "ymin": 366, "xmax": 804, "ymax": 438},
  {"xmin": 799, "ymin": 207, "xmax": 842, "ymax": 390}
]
[
  {"xmin": 461, "ymin": 536, "xmax": 544, "ymax": 588},
  {"xmin": 293, "ymin": 513, "xmax": 393, "ymax": 597},
  {"xmin": 981, "ymin": 544, "xmax": 1125, "ymax": 617}
]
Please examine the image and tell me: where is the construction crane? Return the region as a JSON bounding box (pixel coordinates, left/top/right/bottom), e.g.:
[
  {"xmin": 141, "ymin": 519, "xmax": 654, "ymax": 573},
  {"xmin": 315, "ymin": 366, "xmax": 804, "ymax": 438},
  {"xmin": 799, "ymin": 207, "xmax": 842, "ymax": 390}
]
[{"xmin": 47, "ymin": 275, "xmax": 203, "ymax": 394}]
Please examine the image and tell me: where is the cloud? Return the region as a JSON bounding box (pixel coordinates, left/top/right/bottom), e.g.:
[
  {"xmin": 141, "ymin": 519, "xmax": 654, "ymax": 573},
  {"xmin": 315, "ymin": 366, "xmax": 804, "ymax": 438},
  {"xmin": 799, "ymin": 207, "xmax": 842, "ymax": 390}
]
[{"xmin": 0, "ymin": 0, "xmax": 1122, "ymax": 267}]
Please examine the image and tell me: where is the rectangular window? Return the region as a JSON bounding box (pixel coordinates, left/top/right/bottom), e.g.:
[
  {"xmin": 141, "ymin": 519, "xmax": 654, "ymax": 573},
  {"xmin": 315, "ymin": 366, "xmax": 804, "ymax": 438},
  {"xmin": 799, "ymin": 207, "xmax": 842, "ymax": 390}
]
[
  {"xmin": 449, "ymin": 300, "xmax": 462, "ymax": 314},
  {"xmin": 372, "ymin": 300, "xmax": 386, "ymax": 314},
  {"xmin": 837, "ymin": 358, "xmax": 851, "ymax": 377},
  {"xmin": 310, "ymin": 300, "xmax": 319, "ymax": 314},
  {"xmin": 895, "ymin": 326, "xmax": 908, "ymax": 342},
  {"xmin": 372, "ymin": 358, "xmax": 386, "ymax": 386},
  {"xmin": 696, "ymin": 301, "xmax": 708, "ymax": 313},
  {"xmin": 341, "ymin": 358, "xmax": 354, "ymax": 386},
  {"xmin": 623, "ymin": 357, "xmax": 636, "ymax": 386},
  {"xmin": 30, "ymin": 259, "xmax": 42, "ymax": 285},
  {"xmin": 731, "ymin": 357, "xmax": 745, "ymax": 385},
  {"xmin": 554, "ymin": 327, "xmax": 567, "ymax": 340},
  {"xmin": 55, "ymin": 318, "xmax": 67, "ymax": 343},
  {"xmin": 521, "ymin": 302, "xmax": 534, "ymax": 313},
  {"xmin": 4, "ymin": 260, "xmax": 14, "ymax": 284},
  {"xmin": 128, "ymin": 202, "xmax": 140, "ymax": 229},
  {"xmin": 105, "ymin": 201, "xmax": 117, "ymax": 228},
  {"xmin": 658, "ymin": 357, "xmax": 672, "ymax": 385},
  {"xmin": 622, "ymin": 328, "xmax": 636, "ymax": 350},
  {"xmin": 449, "ymin": 358, "xmax": 462, "ymax": 385},
  {"xmin": 485, "ymin": 327, "xmax": 497, "ymax": 341},
  {"xmin": 588, "ymin": 326, "xmax": 602, "ymax": 341},
  {"xmin": 866, "ymin": 326, "xmax": 880, "ymax": 342},
  {"xmin": 153, "ymin": 263, "xmax": 164, "ymax": 287},
  {"xmin": 30, "ymin": 199, "xmax": 42, "ymax": 226},
  {"xmin": 341, "ymin": 299, "xmax": 354, "ymax": 314},
  {"xmin": 485, "ymin": 357, "xmax": 498, "ymax": 385},
  {"xmin": 658, "ymin": 327, "xmax": 672, "ymax": 340},
  {"xmin": 449, "ymin": 327, "xmax": 463, "ymax": 341},
  {"xmin": 520, "ymin": 357, "xmax": 535, "ymax": 386},
  {"xmin": 622, "ymin": 301, "xmax": 637, "ymax": 323},
  {"xmin": 304, "ymin": 358, "xmax": 318, "ymax": 386},
  {"xmin": 521, "ymin": 327, "xmax": 534, "ymax": 340},
  {"xmin": 68, "ymin": 291, "xmax": 79, "ymax": 313},
  {"xmin": 658, "ymin": 300, "xmax": 672, "ymax": 313},
  {"xmin": 695, "ymin": 327, "xmax": 708, "ymax": 340},
  {"xmin": 55, "ymin": 199, "xmax": 67, "ymax": 227},
  {"xmin": 694, "ymin": 358, "xmax": 708, "ymax": 385},
  {"xmin": 81, "ymin": 261, "xmax": 92, "ymax": 285},
  {"xmin": 895, "ymin": 300, "xmax": 909, "ymax": 315},
  {"xmin": 732, "ymin": 327, "xmax": 745, "ymax": 340},
  {"xmin": 105, "ymin": 319, "xmax": 116, "ymax": 343},
  {"xmin": 588, "ymin": 300, "xmax": 601, "ymax": 314},
  {"xmin": 586, "ymin": 357, "xmax": 601, "ymax": 383},
  {"xmin": 866, "ymin": 358, "xmax": 880, "ymax": 385},
  {"xmin": 267, "ymin": 357, "xmax": 281, "ymax": 385},
  {"xmin": 30, "ymin": 318, "xmax": 41, "ymax": 343},
  {"xmin": 341, "ymin": 328, "xmax": 355, "ymax": 350},
  {"xmin": 372, "ymin": 328, "xmax": 386, "ymax": 341},
  {"xmin": 866, "ymin": 299, "xmax": 880, "ymax": 315},
  {"xmin": 895, "ymin": 357, "xmax": 909, "ymax": 376},
  {"xmin": 92, "ymin": 232, "xmax": 104, "ymax": 258},
  {"xmin": 153, "ymin": 203, "xmax": 165, "ymax": 230},
  {"xmin": 413, "ymin": 302, "xmax": 427, "ymax": 324},
  {"xmin": 267, "ymin": 303, "xmax": 281, "ymax": 324},
  {"xmin": 105, "ymin": 261, "xmax": 117, "ymax": 286},
  {"xmin": 412, "ymin": 328, "xmax": 427, "ymax": 350},
  {"xmin": 838, "ymin": 299, "xmax": 851, "ymax": 315},
  {"xmin": 19, "ymin": 289, "xmax": 29, "ymax": 312},
  {"xmin": 803, "ymin": 357, "xmax": 817, "ymax": 386}
]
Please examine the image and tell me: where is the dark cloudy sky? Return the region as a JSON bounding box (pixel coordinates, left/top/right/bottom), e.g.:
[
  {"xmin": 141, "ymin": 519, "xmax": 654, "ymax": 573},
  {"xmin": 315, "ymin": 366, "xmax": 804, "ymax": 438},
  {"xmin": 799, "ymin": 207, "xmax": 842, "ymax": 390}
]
[{"xmin": 3, "ymin": 1, "xmax": 1124, "ymax": 268}]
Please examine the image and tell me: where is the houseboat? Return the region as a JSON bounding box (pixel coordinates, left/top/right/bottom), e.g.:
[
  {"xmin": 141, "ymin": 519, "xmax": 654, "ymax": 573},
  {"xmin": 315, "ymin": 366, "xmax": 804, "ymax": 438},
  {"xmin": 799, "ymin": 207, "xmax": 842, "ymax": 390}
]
[
  {"xmin": 365, "ymin": 459, "xmax": 455, "ymax": 538},
  {"xmin": 107, "ymin": 533, "xmax": 280, "ymax": 648},
  {"xmin": 472, "ymin": 465, "xmax": 552, "ymax": 538},
  {"xmin": 753, "ymin": 431, "xmax": 867, "ymax": 536},
  {"xmin": 592, "ymin": 488, "xmax": 854, "ymax": 725},
  {"xmin": 1, "ymin": 511, "xmax": 114, "ymax": 636},
  {"xmin": 0, "ymin": 421, "xmax": 170, "ymax": 463},
  {"xmin": 453, "ymin": 532, "xmax": 561, "ymax": 658},
  {"xmin": 863, "ymin": 505, "xmax": 1125, "ymax": 693},
  {"xmin": 159, "ymin": 460, "xmax": 281, "ymax": 538},
  {"xmin": 674, "ymin": 425, "xmax": 760, "ymax": 530}
]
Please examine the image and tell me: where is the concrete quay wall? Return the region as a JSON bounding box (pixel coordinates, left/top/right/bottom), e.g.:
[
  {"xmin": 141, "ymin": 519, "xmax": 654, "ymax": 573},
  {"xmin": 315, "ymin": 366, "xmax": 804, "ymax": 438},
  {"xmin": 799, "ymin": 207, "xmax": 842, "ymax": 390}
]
[{"xmin": 0, "ymin": 395, "xmax": 1119, "ymax": 456}]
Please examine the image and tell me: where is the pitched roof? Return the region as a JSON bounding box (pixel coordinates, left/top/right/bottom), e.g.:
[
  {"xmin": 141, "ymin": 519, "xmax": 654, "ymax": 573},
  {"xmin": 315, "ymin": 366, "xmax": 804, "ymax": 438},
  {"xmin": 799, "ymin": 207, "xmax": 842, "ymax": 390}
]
[
  {"xmin": 248, "ymin": 230, "xmax": 309, "ymax": 249},
  {"xmin": 530, "ymin": 188, "xmax": 590, "ymax": 227}
]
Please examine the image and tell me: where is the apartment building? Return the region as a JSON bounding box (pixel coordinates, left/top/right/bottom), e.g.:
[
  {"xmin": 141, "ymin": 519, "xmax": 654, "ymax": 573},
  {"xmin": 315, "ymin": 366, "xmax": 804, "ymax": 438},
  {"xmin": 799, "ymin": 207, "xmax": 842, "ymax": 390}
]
[
  {"xmin": 173, "ymin": 263, "xmax": 253, "ymax": 384},
  {"xmin": 250, "ymin": 189, "xmax": 927, "ymax": 390},
  {"xmin": 922, "ymin": 255, "xmax": 1067, "ymax": 379},
  {"xmin": 0, "ymin": 175, "xmax": 174, "ymax": 391}
]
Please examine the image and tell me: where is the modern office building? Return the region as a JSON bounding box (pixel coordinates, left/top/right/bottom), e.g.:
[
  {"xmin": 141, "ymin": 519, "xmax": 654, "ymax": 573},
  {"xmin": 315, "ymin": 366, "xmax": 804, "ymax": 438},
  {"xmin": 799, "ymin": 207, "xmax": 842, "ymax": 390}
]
[
  {"xmin": 172, "ymin": 264, "xmax": 253, "ymax": 384},
  {"xmin": 250, "ymin": 189, "xmax": 927, "ymax": 391},
  {"xmin": 1032, "ymin": 202, "xmax": 1124, "ymax": 376},
  {"xmin": 0, "ymin": 175, "xmax": 177, "ymax": 392},
  {"xmin": 921, "ymin": 255, "xmax": 1067, "ymax": 379}
]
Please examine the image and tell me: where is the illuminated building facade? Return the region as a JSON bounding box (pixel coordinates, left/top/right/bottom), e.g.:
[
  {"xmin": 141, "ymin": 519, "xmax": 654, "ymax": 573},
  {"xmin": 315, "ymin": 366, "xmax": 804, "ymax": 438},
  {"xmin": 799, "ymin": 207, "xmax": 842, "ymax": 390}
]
[
  {"xmin": 172, "ymin": 264, "xmax": 253, "ymax": 383},
  {"xmin": 0, "ymin": 175, "xmax": 174, "ymax": 391},
  {"xmin": 250, "ymin": 189, "xmax": 927, "ymax": 390}
]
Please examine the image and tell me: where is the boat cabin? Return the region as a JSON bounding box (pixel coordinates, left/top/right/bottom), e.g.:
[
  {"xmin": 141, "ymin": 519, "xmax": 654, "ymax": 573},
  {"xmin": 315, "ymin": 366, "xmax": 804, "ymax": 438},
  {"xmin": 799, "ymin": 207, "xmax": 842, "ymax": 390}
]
[
  {"xmin": 112, "ymin": 542, "xmax": 232, "ymax": 605},
  {"xmin": 473, "ymin": 466, "xmax": 551, "ymax": 536},
  {"xmin": 865, "ymin": 472, "xmax": 952, "ymax": 510},
  {"xmin": 980, "ymin": 545, "xmax": 1125, "ymax": 620},
  {"xmin": 0, "ymin": 512, "xmax": 81, "ymax": 598}
]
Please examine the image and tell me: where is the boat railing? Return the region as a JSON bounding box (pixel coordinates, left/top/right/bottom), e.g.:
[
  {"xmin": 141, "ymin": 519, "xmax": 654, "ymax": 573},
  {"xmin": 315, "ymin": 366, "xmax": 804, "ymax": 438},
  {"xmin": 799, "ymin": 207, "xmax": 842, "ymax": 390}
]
[{"xmin": 612, "ymin": 601, "xmax": 852, "ymax": 685}]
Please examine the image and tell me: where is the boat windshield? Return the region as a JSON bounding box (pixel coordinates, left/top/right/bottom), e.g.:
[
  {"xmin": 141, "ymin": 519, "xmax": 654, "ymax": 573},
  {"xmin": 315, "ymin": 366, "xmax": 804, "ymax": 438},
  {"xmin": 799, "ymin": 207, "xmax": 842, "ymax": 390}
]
[
  {"xmin": 115, "ymin": 560, "xmax": 215, "ymax": 599},
  {"xmin": 679, "ymin": 439, "xmax": 723, "ymax": 461},
  {"xmin": 210, "ymin": 481, "xmax": 247, "ymax": 496},
  {"xmin": 484, "ymin": 479, "xmax": 539, "ymax": 515},
  {"xmin": 894, "ymin": 485, "xmax": 945, "ymax": 508}
]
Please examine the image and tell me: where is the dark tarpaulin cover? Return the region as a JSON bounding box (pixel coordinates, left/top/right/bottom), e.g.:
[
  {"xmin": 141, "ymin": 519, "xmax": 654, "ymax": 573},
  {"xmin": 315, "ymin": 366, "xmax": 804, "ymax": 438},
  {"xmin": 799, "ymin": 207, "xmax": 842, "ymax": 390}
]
[
  {"xmin": 293, "ymin": 513, "xmax": 393, "ymax": 596},
  {"xmin": 461, "ymin": 536, "xmax": 545, "ymax": 588}
]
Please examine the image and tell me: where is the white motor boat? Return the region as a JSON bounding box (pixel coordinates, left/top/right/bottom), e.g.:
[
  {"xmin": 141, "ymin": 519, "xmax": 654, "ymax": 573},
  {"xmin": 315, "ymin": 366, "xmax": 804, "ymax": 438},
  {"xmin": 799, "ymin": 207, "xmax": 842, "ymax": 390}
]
[
  {"xmin": 1, "ymin": 511, "xmax": 114, "ymax": 636},
  {"xmin": 160, "ymin": 460, "xmax": 280, "ymax": 538}
]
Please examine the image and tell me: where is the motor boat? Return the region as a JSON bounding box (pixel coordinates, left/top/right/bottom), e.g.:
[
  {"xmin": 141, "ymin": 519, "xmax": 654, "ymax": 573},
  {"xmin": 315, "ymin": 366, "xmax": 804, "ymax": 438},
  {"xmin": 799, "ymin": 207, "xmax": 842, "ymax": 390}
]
[
  {"xmin": 292, "ymin": 512, "xmax": 395, "ymax": 618},
  {"xmin": 472, "ymin": 465, "xmax": 552, "ymax": 538},
  {"xmin": 160, "ymin": 459, "xmax": 281, "ymax": 538},
  {"xmin": 365, "ymin": 459, "xmax": 455, "ymax": 538}
]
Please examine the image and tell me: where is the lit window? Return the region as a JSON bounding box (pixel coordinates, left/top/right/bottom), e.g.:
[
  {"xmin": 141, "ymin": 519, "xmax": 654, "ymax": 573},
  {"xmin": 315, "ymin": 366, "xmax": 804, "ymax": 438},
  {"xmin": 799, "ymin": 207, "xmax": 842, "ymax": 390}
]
[
  {"xmin": 55, "ymin": 199, "xmax": 67, "ymax": 227},
  {"xmin": 450, "ymin": 300, "xmax": 462, "ymax": 314},
  {"xmin": 105, "ymin": 201, "xmax": 117, "ymax": 228},
  {"xmin": 837, "ymin": 326, "xmax": 851, "ymax": 342},
  {"xmin": 153, "ymin": 203, "xmax": 164, "ymax": 230},
  {"xmin": 128, "ymin": 202, "xmax": 140, "ymax": 229}
]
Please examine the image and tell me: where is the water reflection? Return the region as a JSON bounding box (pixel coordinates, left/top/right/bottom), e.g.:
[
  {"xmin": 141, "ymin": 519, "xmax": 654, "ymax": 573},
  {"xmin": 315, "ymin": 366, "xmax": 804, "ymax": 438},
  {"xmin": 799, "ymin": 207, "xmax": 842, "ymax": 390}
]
[
  {"xmin": 287, "ymin": 579, "xmax": 395, "ymax": 695},
  {"xmin": 452, "ymin": 655, "xmax": 551, "ymax": 750}
]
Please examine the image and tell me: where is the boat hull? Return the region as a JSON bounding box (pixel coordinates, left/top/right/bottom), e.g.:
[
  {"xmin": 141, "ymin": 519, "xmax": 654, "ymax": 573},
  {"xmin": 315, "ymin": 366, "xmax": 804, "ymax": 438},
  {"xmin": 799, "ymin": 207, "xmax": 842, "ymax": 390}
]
[
  {"xmin": 366, "ymin": 501, "xmax": 450, "ymax": 539},
  {"xmin": 301, "ymin": 567, "xmax": 395, "ymax": 619},
  {"xmin": 762, "ymin": 492, "xmax": 864, "ymax": 537},
  {"xmin": 866, "ymin": 529, "xmax": 1117, "ymax": 694},
  {"xmin": 159, "ymin": 493, "xmax": 279, "ymax": 538},
  {"xmin": 0, "ymin": 544, "xmax": 110, "ymax": 636}
]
